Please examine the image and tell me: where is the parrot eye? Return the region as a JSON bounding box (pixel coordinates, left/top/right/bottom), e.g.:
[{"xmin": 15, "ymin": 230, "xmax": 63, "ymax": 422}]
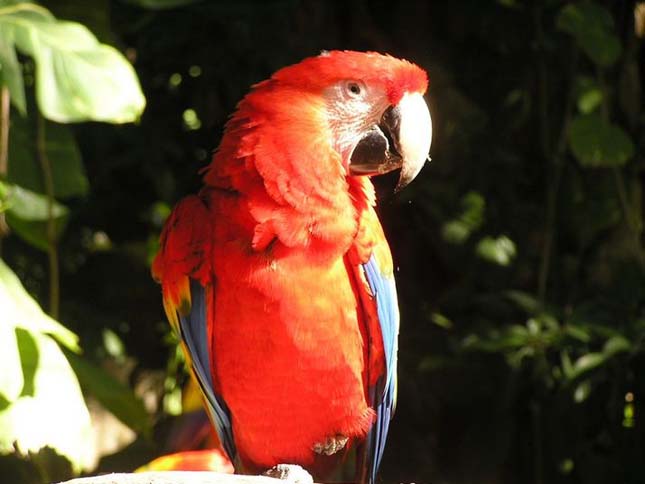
[{"xmin": 344, "ymin": 81, "xmax": 365, "ymax": 98}]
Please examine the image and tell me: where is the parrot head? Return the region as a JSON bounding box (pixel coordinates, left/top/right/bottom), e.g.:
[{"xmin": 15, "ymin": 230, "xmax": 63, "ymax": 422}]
[
  {"xmin": 269, "ymin": 50, "xmax": 432, "ymax": 190},
  {"xmin": 208, "ymin": 51, "xmax": 432, "ymax": 194}
]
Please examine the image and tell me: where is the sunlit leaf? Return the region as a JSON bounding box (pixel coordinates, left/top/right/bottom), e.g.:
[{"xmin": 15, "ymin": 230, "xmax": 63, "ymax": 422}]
[
  {"xmin": 569, "ymin": 114, "xmax": 634, "ymax": 167},
  {"xmin": 577, "ymin": 89, "xmax": 603, "ymax": 114},
  {"xmin": 574, "ymin": 380, "xmax": 591, "ymax": 403},
  {"xmin": 0, "ymin": 259, "xmax": 90, "ymax": 471},
  {"xmin": 5, "ymin": 184, "xmax": 67, "ymax": 221},
  {"xmin": 0, "ymin": 28, "xmax": 26, "ymax": 114},
  {"xmin": 102, "ymin": 328, "xmax": 126, "ymax": 360},
  {"xmin": 570, "ymin": 352, "xmax": 605, "ymax": 379},
  {"xmin": 527, "ymin": 318, "xmax": 540, "ymax": 336},
  {"xmin": 4, "ymin": 184, "xmax": 69, "ymax": 251},
  {"xmin": 0, "ymin": 180, "xmax": 8, "ymax": 212},
  {"xmin": 575, "ymin": 77, "xmax": 603, "ymax": 114},
  {"xmin": 442, "ymin": 191, "xmax": 485, "ymax": 244},
  {"xmin": 0, "ymin": 325, "xmax": 23, "ymax": 404},
  {"xmin": 603, "ymin": 335, "xmax": 630, "ymax": 357},
  {"xmin": 429, "ymin": 312, "xmax": 453, "ymax": 329},
  {"xmin": 0, "ymin": 3, "xmax": 145, "ymax": 123},
  {"xmin": 442, "ymin": 221, "xmax": 469, "ymax": 244},
  {"xmin": 0, "ymin": 258, "xmax": 79, "ymax": 351},
  {"xmin": 0, "ymin": 329, "xmax": 93, "ymax": 472},
  {"xmin": 476, "ymin": 235, "xmax": 516, "ymax": 266}
]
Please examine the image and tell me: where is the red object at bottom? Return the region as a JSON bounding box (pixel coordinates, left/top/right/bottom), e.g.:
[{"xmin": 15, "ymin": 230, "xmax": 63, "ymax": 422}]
[{"xmin": 136, "ymin": 449, "xmax": 234, "ymax": 473}]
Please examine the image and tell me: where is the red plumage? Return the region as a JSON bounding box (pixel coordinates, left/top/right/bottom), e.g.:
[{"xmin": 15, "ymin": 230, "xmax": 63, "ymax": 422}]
[{"xmin": 152, "ymin": 50, "xmax": 429, "ymax": 480}]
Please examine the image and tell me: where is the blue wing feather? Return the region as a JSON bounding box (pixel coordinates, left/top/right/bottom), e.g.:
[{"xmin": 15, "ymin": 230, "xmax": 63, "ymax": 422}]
[
  {"xmin": 362, "ymin": 254, "xmax": 399, "ymax": 484},
  {"xmin": 178, "ymin": 279, "xmax": 237, "ymax": 461}
]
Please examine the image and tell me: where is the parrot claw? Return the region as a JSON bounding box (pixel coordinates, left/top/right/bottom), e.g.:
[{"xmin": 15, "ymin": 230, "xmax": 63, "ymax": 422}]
[
  {"xmin": 264, "ymin": 464, "xmax": 314, "ymax": 484},
  {"xmin": 312, "ymin": 434, "xmax": 349, "ymax": 455}
]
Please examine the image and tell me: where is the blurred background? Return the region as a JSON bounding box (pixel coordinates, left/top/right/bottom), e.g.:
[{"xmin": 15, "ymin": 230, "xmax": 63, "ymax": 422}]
[{"xmin": 1, "ymin": 1, "xmax": 644, "ymax": 483}]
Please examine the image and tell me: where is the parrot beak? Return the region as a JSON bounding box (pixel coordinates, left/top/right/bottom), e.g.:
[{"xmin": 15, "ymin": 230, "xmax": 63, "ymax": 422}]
[{"xmin": 349, "ymin": 92, "xmax": 432, "ymax": 191}]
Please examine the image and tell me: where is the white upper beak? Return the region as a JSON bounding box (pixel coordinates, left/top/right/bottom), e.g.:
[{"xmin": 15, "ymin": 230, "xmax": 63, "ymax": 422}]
[{"xmin": 395, "ymin": 92, "xmax": 432, "ymax": 190}]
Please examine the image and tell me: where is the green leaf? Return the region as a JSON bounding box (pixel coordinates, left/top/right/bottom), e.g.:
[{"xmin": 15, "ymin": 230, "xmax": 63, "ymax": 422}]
[
  {"xmin": 561, "ymin": 350, "xmax": 574, "ymax": 380},
  {"xmin": 5, "ymin": 184, "xmax": 67, "ymax": 221},
  {"xmin": 0, "ymin": 258, "xmax": 79, "ymax": 351},
  {"xmin": 0, "ymin": 258, "xmax": 89, "ymax": 471},
  {"xmin": 0, "ymin": 329, "xmax": 93, "ymax": 472},
  {"xmin": 563, "ymin": 325, "xmax": 592, "ymax": 343},
  {"xmin": 65, "ymin": 351, "xmax": 151, "ymax": 436},
  {"xmin": 574, "ymin": 380, "xmax": 592, "ymax": 403},
  {"xmin": 569, "ymin": 114, "xmax": 635, "ymax": 167},
  {"xmin": 566, "ymin": 336, "xmax": 630, "ymax": 382},
  {"xmin": 575, "ymin": 77, "xmax": 603, "ymax": 114},
  {"xmin": 8, "ymin": 115, "xmax": 88, "ymax": 198},
  {"xmin": 102, "ymin": 328, "xmax": 126, "ymax": 360},
  {"xmin": 476, "ymin": 235, "xmax": 516, "ymax": 266},
  {"xmin": 556, "ymin": 3, "xmax": 622, "ymax": 67},
  {"xmin": 0, "ymin": 28, "xmax": 26, "ymax": 114},
  {"xmin": 0, "ymin": 3, "xmax": 145, "ymax": 123},
  {"xmin": 505, "ymin": 290, "xmax": 541, "ymax": 314},
  {"xmin": 463, "ymin": 325, "xmax": 531, "ymax": 353},
  {"xmin": 570, "ymin": 352, "xmax": 605, "ymax": 380},
  {"xmin": 0, "ymin": 180, "xmax": 7, "ymax": 210},
  {"xmin": 603, "ymin": 335, "xmax": 630, "ymax": 357},
  {"xmin": 4, "ymin": 184, "xmax": 69, "ymax": 251},
  {"xmin": 442, "ymin": 191, "xmax": 485, "ymax": 244},
  {"xmin": 0, "ymin": 324, "xmax": 23, "ymax": 404},
  {"xmin": 578, "ymin": 89, "xmax": 602, "ymax": 114},
  {"xmin": 429, "ymin": 312, "xmax": 453, "ymax": 329}
]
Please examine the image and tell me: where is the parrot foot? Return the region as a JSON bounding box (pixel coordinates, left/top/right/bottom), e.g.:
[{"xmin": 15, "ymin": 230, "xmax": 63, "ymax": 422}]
[
  {"xmin": 312, "ymin": 433, "xmax": 349, "ymax": 455},
  {"xmin": 264, "ymin": 464, "xmax": 314, "ymax": 484}
]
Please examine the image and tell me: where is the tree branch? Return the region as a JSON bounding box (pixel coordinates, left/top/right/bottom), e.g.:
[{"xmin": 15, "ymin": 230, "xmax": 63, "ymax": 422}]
[
  {"xmin": 0, "ymin": 85, "xmax": 8, "ymax": 176},
  {"xmin": 36, "ymin": 114, "xmax": 60, "ymax": 318},
  {"xmin": 537, "ymin": 43, "xmax": 577, "ymax": 303},
  {"xmin": 0, "ymin": 85, "xmax": 10, "ymax": 246}
]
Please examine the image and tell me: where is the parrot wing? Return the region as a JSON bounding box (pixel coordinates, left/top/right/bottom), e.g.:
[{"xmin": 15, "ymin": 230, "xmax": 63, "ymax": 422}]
[
  {"xmin": 362, "ymin": 254, "xmax": 398, "ymax": 478},
  {"xmin": 152, "ymin": 195, "xmax": 237, "ymax": 463},
  {"xmin": 178, "ymin": 281, "xmax": 236, "ymax": 461},
  {"xmin": 348, "ymin": 208, "xmax": 400, "ymax": 484}
]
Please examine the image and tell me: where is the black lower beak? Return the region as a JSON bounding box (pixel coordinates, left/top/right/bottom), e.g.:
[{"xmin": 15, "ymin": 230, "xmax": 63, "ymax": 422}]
[{"xmin": 349, "ymin": 106, "xmax": 402, "ymax": 177}]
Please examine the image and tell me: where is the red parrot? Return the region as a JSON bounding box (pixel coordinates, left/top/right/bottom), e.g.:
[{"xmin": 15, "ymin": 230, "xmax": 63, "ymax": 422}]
[{"xmin": 152, "ymin": 51, "xmax": 432, "ymax": 483}]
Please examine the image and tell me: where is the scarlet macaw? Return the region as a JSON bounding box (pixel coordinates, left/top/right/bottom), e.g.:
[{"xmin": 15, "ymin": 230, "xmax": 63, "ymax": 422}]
[{"xmin": 152, "ymin": 51, "xmax": 432, "ymax": 483}]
